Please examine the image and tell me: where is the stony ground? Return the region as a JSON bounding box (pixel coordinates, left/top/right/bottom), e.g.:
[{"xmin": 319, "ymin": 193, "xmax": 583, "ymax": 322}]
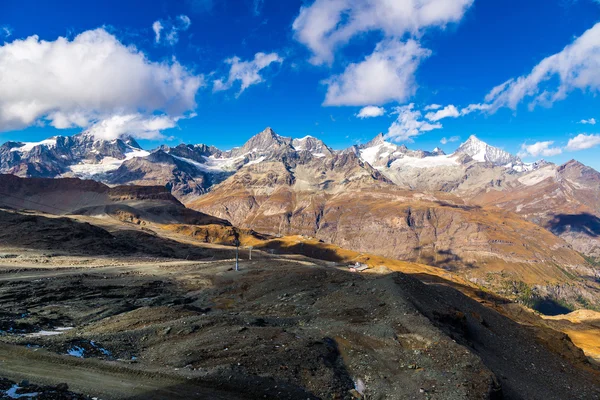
[{"xmin": 0, "ymin": 254, "xmax": 599, "ymax": 399}]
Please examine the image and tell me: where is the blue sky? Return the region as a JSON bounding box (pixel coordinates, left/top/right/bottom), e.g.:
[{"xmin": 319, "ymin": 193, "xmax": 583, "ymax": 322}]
[{"xmin": 1, "ymin": 0, "xmax": 600, "ymax": 168}]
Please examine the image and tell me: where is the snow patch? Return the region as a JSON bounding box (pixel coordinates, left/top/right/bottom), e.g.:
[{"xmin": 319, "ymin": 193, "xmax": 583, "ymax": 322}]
[
  {"xmin": 390, "ymin": 155, "xmax": 459, "ymax": 169},
  {"xmin": 24, "ymin": 327, "xmax": 73, "ymax": 337},
  {"xmin": 246, "ymin": 156, "xmax": 266, "ymax": 166},
  {"xmin": 360, "ymin": 142, "xmax": 397, "ymax": 165},
  {"xmin": 517, "ymin": 167, "xmax": 556, "ymax": 186},
  {"xmin": 172, "ymin": 153, "xmax": 245, "ymax": 173},
  {"xmin": 10, "ymin": 139, "xmax": 57, "ymax": 153},
  {"xmin": 68, "ymin": 148, "xmax": 149, "ymax": 178}
]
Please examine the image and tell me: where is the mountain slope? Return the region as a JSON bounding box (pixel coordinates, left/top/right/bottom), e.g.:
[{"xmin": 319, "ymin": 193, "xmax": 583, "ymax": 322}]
[{"xmin": 471, "ymin": 160, "xmax": 600, "ymax": 258}]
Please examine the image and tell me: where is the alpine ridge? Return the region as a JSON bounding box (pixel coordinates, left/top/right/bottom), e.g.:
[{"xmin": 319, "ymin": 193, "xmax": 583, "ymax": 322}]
[{"xmin": 2, "ymin": 127, "xmax": 600, "ymax": 312}]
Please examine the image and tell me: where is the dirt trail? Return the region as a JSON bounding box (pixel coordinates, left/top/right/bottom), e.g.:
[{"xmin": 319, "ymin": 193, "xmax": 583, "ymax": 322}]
[{"xmin": 0, "ymin": 343, "xmax": 250, "ymax": 399}]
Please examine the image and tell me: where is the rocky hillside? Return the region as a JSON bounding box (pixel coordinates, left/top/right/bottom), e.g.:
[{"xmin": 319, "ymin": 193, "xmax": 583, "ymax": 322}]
[
  {"xmin": 3, "ymin": 128, "xmax": 600, "ymax": 308},
  {"xmin": 0, "ymin": 174, "xmax": 228, "ymax": 227}
]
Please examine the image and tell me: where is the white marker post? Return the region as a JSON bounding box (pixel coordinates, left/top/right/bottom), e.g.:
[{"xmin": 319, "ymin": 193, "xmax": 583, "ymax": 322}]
[
  {"xmin": 234, "ymin": 239, "xmax": 240, "ymax": 271},
  {"xmin": 249, "ymin": 246, "xmax": 253, "ymax": 260}
]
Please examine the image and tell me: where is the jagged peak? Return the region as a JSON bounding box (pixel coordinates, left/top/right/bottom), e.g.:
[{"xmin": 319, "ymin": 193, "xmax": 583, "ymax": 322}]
[
  {"xmin": 258, "ymin": 126, "xmax": 279, "ymax": 138},
  {"xmin": 364, "ymin": 133, "xmax": 387, "ymax": 148},
  {"xmin": 296, "ymin": 135, "xmax": 315, "ymax": 141}
]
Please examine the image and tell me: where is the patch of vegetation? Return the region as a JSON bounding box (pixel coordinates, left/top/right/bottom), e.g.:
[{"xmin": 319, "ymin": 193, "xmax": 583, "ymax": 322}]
[
  {"xmin": 501, "ymin": 280, "xmax": 576, "ymax": 315},
  {"xmin": 575, "ymin": 295, "xmax": 600, "ymax": 312},
  {"xmin": 585, "ymin": 254, "xmax": 600, "ymax": 266}
]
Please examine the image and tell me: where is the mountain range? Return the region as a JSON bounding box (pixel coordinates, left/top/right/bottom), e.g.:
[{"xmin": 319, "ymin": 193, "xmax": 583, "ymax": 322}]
[{"xmin": 2, "ymin": 127, "xmax": 600, "ymax": 310}]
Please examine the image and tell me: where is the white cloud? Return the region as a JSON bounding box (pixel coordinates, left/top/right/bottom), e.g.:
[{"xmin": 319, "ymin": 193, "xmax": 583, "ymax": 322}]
[
  {"xmin": 87, "ymin": 114, "xmax": 179, "ymax": 140},
  {"xmin": 323, "ymin": 39, "xmax": 431, "ymax": 106},
  {"xmin": 425, "ymin": 104, "xmax": 460, "ymax": 121},
  {"xmin": 460, "ymin": 103, "xmax": 491, "ymax": 115},
  {"xmin": 178, "ymin": 15, "xmax": 192, "ymax": 30},
  {"xmin": 566, "ymin": 133, "xmax": 600, "ymax": 151},
  {"xmin": 424, "ymin": 104, "xmax": 442, "ymax": 111},
  {"xmin": 579, "ymin": 118, "xmax": 596, "ymax": 125},
  {"xmin": 440, "ymin": 136, "xmax": 460, "ymax": 144},
  {"xmin": 153, "ymin": 15, "xmax": 192, "ymax": 45},
  {"xmin": 1, "ymin": 26, "xmax": 12, "ymax": 38},
  {"xmin": 356, "ymin": 106, "xmax": 385, "ymax": 119},
  {"xmin": 486, "ymin": 22, "xmax": 600, "ymax": 111},
  {"xmin": 385, "ymin": 103, "xmax": 442, "ymax": 142},
  {"xmin": 152, "ymin": 21, "xmax": 163, "ymax": 43},
  {"xmin": 213, "ymin": 52, "xmax": 283, "ymax": 95},
  {"xmin": 0, "ymin": 28, "xmax": 203, "ymax": 139},
  {"xmin": 518, "ymin": 141, "xmax": 562, "ymax": 158},
  {"xmin": 292, "ymin": 0, "xmax": 474, "ymax": 65}
]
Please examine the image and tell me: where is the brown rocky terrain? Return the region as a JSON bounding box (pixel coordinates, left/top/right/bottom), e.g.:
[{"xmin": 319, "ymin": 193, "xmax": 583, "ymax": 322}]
[
  {"xmin": 187, "ymin": 156, "xmax": 600, "ymax": 312},
  {"xmin": 470, "ymin": 160, "xmax": 600, "ymax": 259},
  {"xmin": 1, "ymin": 174, "xmax": 600, "ymax": 398},
  {"xmin": 1, "ymin": 243, "xmax": 599, "ymax": 399}
]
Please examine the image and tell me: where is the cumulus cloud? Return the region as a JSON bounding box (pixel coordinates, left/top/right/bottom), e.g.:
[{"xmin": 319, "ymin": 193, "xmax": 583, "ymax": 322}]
[
  {"xmin": 424, "ymin": 104, "xmax": 442, "ymax": 111},
  {"xmin": 486, "ymin": 22, "xmax": 600, "ymax": 111},
  {"xmin": 0, "ymin": 28, "xmax": 203, "ymax": 139},
  {"xmin": 566, "ymin": 133, "xmax": 600, "ymax": 151},
  {"xmin": 518, "ymin": 141, "xmax": 562, "ymax": 158},
  {"xmin": 213, "ymin": 52, "xmax": 283, "ymax": 96},
  {"xmin": 323, "ymin": 39, "xmax": 431, "ymax": 106},
  {"xmin": 87, "ymin": 114, "xmax": 179, "ymax": 140},
  {"xmin": 292, "ymin": 0, "xmax": 474, "ymax": 65},
  {"xmin": 440, "ymin": 136, "xmax": 460, "ymax": 144},
  {"xmin": 356, "ymin": 106, "xmax": 385, "ymax": 119},
  {"xmin": 152, "ymin": 15, "xmax": 192, "ymax": 45},
  {"xmin": 579, "ymin": 118, "xmax": 596, "ymax": 125},
  {"xmin": 425, "ymin": 104, "xmax": 460, "ymax": 121},
  {"xmin": 385, "ymin": 103, "xmax": 442, "ymax": 142}
]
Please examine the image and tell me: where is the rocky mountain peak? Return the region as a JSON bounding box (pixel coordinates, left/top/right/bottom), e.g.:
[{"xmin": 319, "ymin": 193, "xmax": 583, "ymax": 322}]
[
  {"xmin": 292, "ymin": 135, "xmax": 332, "ymax": 156},
  {"xmin": 234, "ymin": 127, "xmax": 292, "ymax": 156},
  {"xmin": 455, "ymin": 135, "xmax": 519, "ymax": 165},
  {"xmin": 364, "ymin": 133, "xmax": 387, "ymax": 148}
]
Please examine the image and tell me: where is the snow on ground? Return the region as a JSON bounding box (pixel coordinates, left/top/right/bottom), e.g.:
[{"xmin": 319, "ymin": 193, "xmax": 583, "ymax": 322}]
[
  {"xmin": 24, "ymin": 327, "xmax": 73, "ymax": 338},
  {"xmin": 172, "ymin": 153, "xmax": 245, "ymax": 173},
  {"xmin": 10, "ymin": 139, "xmax": 57, "ymax": 153},
  {"xmin": 390, "ymin": 155, "xmax": 459, "ymax": 169},
  {"xmin": 360, "ymin": 142, "xmax": 397, "ymax": 165},
  {"xmin": 68, "ymin": 148, "xmax": 149, "ymax": 178},
  {"xmin": 517, "ymin": 166, "xmax": 556, "ymax": 186},
  {"xmin": 246, "ymin": 156, "xmax": 266, "ymax": 166}
]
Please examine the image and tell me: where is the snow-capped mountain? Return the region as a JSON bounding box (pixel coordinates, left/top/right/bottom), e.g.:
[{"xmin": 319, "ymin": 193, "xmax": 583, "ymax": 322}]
[
  {"xmin": 0, "ymin": 132, "xmax": 148, "ymax": 179},
  {"xmin": 454, "ymin": 135, "xmax": 519, "ymax": 165},
  {"xmin": 0, "ymin": 127, "xmax": 586, "ymax": 201}
]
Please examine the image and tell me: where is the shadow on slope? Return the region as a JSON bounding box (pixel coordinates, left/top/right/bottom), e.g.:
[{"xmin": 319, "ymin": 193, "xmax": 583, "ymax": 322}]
[
  {"xmin": 546, "ymin": 213, "xmax": 600, "ymax": 238},
  {"xmin": 0, "ymin": 209, "xmax": 230, "ymax": 260},
  {"xmin": 396, "ymin": 273, "xmax": 600, "ymax": 400}
]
